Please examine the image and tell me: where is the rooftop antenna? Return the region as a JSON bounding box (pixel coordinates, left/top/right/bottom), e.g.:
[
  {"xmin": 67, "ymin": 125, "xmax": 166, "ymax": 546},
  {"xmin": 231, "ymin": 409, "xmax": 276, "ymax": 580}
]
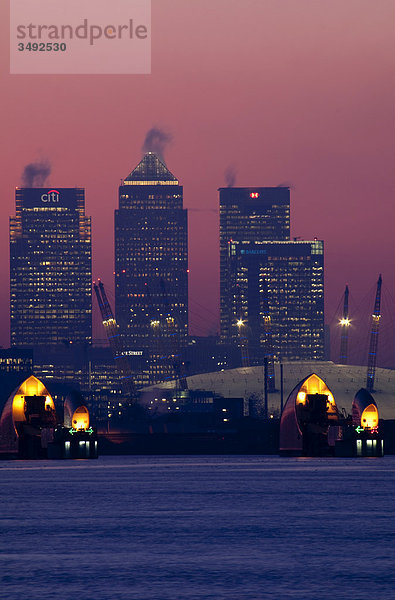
[
  {"xmin": 339, "ymin": 285, "xmax": 350, "ymax": 364},
  {"xmin": 366, "ymin": 275, "xmax": 382, "ymax": 392}
]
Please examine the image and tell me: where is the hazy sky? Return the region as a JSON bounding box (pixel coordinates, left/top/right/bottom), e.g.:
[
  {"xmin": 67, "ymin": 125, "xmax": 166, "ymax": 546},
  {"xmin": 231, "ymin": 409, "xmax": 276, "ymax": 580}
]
[{"xmin": 1, "ymin": 1, "xmax": 394, "ymax": 362}]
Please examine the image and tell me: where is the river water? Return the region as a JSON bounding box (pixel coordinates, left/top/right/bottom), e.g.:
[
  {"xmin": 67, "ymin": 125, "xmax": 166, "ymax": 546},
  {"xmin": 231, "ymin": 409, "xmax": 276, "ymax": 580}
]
[{"xmin": 1, "ymin": 455, "xmax": 394, "ymax": 599}]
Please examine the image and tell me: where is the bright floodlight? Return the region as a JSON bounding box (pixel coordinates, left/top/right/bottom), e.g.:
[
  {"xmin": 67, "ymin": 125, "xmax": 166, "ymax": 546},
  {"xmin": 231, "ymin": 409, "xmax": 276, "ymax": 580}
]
[
  {"xmin": 236, "ymin": 319, "xmax": 244, "ymax": 327},
  {"xmin": 339, "ymin": 318, "xmax": 351, "ymax": 326}
]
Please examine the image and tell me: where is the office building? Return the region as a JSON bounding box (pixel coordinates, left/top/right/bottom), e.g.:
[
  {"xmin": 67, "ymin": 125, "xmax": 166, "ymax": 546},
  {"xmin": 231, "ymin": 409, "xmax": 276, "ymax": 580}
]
[
  {"xmin": 0, "ymin": 348, "xmax": 33, "ymax": 375},
  {"xmin": 219, "ymin": 187, "xmax": 290, "ymax": 341},
  {"xmin": 115, "ymin": 152, "xmax": 188, "ymax": 383},
  {"xmin": 10, "ymin": 187, "xmax": 92, "ymax": 347},
  {"xmin": 226, "ymin": 240, "xmax": 325, "ymax": 362}
]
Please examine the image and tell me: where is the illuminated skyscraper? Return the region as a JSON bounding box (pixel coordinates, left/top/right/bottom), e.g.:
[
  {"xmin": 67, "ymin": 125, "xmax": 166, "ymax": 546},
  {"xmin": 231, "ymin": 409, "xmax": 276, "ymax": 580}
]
[
  {"xmin": 219, "ymin": 186, "xmax": 290, "ymax": 341},
  {"xmin": 219, "ymin": 186, "xmax": 325, "ymax": 363},
  {"xmin": 226, "ymin": 240, "xmax": 325, "ymax": 362},
  {"xmin": 115, "ymin": 152, "xmax": 188, "ymax": 383},
  {"xmin": 10, "ymin": 188, "xmax": 92, "ymax": 347}
]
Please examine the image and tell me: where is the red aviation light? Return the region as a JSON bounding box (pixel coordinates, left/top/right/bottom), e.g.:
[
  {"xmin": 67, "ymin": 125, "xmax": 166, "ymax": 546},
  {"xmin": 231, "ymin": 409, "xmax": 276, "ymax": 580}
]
[{"xmin": 250, "ymin": 192, "xmax": 259, "ymax": 198}]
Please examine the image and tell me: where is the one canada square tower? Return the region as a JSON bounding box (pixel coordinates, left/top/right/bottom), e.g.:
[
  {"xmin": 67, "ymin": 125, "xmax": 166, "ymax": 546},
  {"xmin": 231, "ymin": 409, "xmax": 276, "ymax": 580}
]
[{"xmin": 115, "ymin": 152, "xmax": 188, "ymax": 384}]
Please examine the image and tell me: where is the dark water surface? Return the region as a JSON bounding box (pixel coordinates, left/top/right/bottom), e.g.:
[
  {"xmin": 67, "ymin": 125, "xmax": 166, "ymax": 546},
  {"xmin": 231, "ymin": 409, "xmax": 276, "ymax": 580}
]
[{"xmin": 1, "ymin": 455, "xmax": 394, "ymax": 600}]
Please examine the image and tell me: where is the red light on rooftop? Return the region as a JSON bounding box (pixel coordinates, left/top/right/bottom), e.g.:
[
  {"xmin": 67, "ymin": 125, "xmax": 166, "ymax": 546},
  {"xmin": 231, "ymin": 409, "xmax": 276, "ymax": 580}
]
[{"xmin": 250, "ymin": 192, "xmax": 259, "ymax": 198}]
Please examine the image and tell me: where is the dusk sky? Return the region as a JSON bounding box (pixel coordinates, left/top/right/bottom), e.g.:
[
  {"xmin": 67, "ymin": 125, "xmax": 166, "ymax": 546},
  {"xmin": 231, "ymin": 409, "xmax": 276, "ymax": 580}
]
[{"xmin": 1, "ymin": 1, "xmax": 394, "ymax": 361}]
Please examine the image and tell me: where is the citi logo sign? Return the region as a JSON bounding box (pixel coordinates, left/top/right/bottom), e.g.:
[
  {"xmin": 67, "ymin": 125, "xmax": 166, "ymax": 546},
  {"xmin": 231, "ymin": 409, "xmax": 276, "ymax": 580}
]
[{"xmin": 41, "ymin": 189, "xmax": 60, "ymax": 203}]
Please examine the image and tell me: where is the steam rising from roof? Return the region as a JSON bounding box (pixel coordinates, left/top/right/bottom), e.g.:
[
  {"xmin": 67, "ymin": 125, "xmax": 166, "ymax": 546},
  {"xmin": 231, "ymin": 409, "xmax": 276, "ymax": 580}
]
[
  {"xmin": 21, "ymin": 159, "xmax": 51, "ymax": 187},
  {"xmin": 142, "ymin": 127, "xmax": 172, "ymax": 162},
  {"xmin": 224, "ymin": 165, "xmax": 237, "ymax": 187}
]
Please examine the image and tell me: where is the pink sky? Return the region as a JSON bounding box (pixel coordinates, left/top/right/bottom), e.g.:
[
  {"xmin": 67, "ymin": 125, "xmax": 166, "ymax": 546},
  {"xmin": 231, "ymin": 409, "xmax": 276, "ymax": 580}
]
[{"xmin": 1, "ymin": 1, "xmax": 395, "ymax": 363}]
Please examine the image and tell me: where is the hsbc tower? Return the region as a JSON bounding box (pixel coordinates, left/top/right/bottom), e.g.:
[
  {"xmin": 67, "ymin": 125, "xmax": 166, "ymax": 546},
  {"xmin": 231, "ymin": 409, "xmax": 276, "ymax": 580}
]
[{"xmin": 10, "ymin": 187, "xmax": 92, "ymax": 347}]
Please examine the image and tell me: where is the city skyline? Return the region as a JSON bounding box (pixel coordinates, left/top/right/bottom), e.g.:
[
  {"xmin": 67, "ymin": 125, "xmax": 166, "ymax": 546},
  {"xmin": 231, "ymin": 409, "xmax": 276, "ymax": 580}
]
[
  {"xmin": 3, "ymin": 150, "xmax": 393, "ymax": 366},
  {"xmin": 1, "ymin": 4, "xmax": 394, "ymax": 599},
  {"xmin": 0, "ymin": 1, "xmax": 394, "ymax": 364}
]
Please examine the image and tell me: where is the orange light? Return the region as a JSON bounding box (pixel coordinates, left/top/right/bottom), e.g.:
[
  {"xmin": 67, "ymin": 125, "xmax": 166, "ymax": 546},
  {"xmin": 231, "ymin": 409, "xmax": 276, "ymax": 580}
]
[
  {"xmin": 12, "ymin": 376, "xmax": 55, "ymax": 424},
  {"xmin": 296, "ymin": 374, "xmax": 337, "ymax": 414},
  {"xmin": 72, "ymin": 406, "xmax": 90, "ymax": 430},
  {"xmin": 361, "ymin": 404, "xmax": 379, "ymax": 429},
  {"xmin": 297, "ymin": 391, "xmax": 306, "ymax": 403}
]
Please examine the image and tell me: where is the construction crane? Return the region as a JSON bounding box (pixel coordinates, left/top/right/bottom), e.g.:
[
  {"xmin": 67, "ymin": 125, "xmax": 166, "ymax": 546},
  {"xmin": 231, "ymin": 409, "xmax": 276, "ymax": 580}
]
[
  {"xmin": 236, "ymin": 319, "xmax": 250, "ymax": 368},
  {"xmin": 149, "ymin": 278, "xmax": 188, "ymax": 389},
  {"xmin": 93, "ymin": 280, "xmax": 136, "ymax": 400},
  {"xmin": 263, "ymin": 314, "xmax": 276, "ymax": 391},
  {"xmin": 233, "ymin": 277, "xmax": 250, "ymax": 368},
  {"xmin": 162, "ymin": 279, "xmax": 188, "ymax": 390},
  {"xmin": 339, "ymin": 285, "xmax": 350, "ymax": 364},
  {"xmin": 366, "ymin": 275, "xmax": 382, "ymax": 392},
  {"xmin": 261, "ymin": 276, "xmax": 276, "ymax": 391}
]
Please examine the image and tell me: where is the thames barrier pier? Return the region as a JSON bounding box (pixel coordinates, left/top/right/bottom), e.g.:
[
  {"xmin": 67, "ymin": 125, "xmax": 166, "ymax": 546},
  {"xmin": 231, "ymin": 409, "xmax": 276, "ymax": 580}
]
[
  {"xmin": 279, "ymin": 373, "xmax": 383, "ymax": 457},
  {"xmin": 0, "ymin": 375, "xmax": 97, "ymax": 459}
]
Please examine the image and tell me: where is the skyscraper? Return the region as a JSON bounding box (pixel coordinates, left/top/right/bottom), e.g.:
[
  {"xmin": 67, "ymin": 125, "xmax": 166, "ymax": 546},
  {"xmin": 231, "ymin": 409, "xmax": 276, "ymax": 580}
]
[
  {"xmin": 115, "ymin": 152, "xmax": 188, "ymax": 383},
  {"xmin": 227, "ymin": 240, "xmax": 325, "ymax": 362},
  {"xmin": 10, "ymin": 187, "xmax": 92, "ymax": 348},
  {"xmin": 219, "ymin": 187, "xmax": 290, "ymax": 341}
]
